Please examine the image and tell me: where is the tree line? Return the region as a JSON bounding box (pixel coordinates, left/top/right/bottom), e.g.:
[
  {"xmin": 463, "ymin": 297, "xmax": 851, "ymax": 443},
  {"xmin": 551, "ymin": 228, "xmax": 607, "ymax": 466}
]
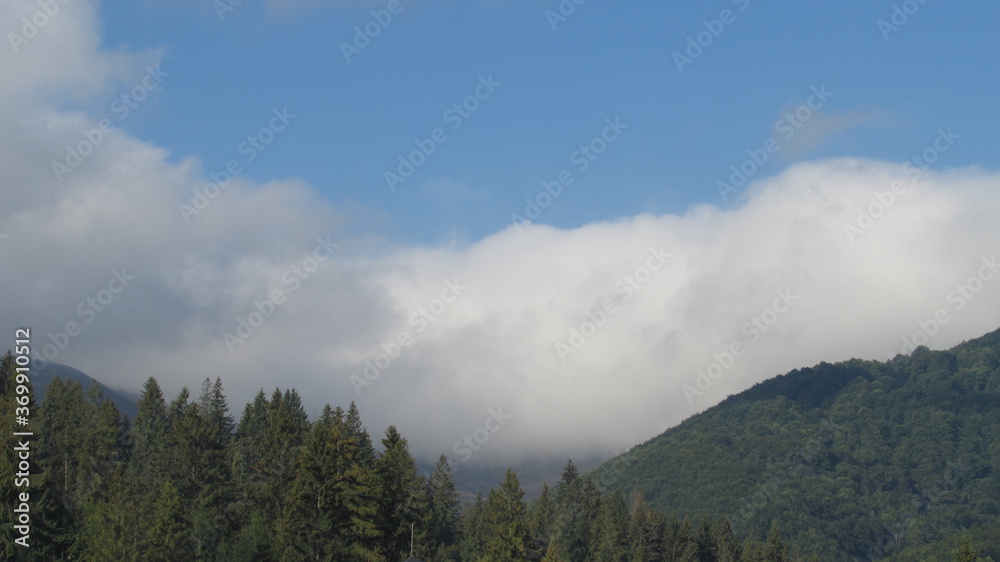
[{"xmin": 1, "ymin": 351, "xmax": 812, "ymax": 561}]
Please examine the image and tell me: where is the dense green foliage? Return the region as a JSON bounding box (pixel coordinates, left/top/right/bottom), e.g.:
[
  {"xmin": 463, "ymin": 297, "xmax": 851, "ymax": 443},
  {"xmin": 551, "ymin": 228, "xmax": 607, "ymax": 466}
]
[{"xmin": 590, "ymin": 329, "xmax": 1000, "ymax": 560}]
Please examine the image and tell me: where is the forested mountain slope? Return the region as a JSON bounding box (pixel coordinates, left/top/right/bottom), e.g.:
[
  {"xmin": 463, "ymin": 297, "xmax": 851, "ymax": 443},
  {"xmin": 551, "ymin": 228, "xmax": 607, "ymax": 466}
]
[{"xmin": 590, "ymin": 328, "xmax": 1000, "ymax": 559}]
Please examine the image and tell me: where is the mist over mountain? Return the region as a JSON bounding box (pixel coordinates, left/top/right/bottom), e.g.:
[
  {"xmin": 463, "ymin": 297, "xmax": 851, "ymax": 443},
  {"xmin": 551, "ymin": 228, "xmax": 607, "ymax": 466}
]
[{"xmin": 590, "ymin": 327, "xmax": 1000, "ymax": 559}]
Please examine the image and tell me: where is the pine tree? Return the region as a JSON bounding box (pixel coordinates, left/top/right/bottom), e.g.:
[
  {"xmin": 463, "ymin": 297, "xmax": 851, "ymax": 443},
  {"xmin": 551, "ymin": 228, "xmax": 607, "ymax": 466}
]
[
  {"xmin": 145, "ymin": 479, "xmax": 191, "ymax": 561},
  {"xmin": 591, "ymin": 491, "xmax": 629, "ymax": 562},
  {"xmin": 677, "ymin": 516, "xmax": 699, "ymax": 562},
  {"xmin": 713, "ymin": 517, "xmax": 743, "ymax": 562},
  {"xmin": 263, "ymin": 388, "xmax": 310, "ymax": 511},
  {"xmin": 628, "ymin": 490, "xmax": 665, "ymax": 561},
  {"xmin": 277, "ymin": 405, "xmax": 381, "ymax": 560},
  {"xmin": 35, "ymin": 377, "xmax": 127, "ymax": 557},
  {"xmin": 346, "ymin": 401, "xmax": 376, "ymax": 468},
  {"xmin": 231, "ymin": 389, "xmax": 269, "ymax": 507},
  {"xmin": 374, "ymin": 426, "xmax": 429, "ymax": 560},
  {"xmin": 168, "ymin": 386, "xmax": 190, "ymax": 421},
  {"xmin": 550, "ymin": 460, "xmax": 595, "ymax": 561},
  {"xmin": 763, "ymin": 523, "xmax": 789, "ymax": 562},
  {"xmin": 696, "ymin": 516, "xmax": 718, "ymax": 561},
  {"xmin": 132, "ymin": 377, "xmax": 167, "ymax": 488},
  {"xmin": 662, "ymin": 516, "xmax": 683, "ymax": 560},
  {"xmin": 230, "ymin": 387, "xmax": 307, "ymax": 556},
  {"xmin": 336, "ymin": 460, "xmax": 382, "ymax": 560},
  {"xmin": 277, "ymin": 408, "xmax": 342, "ymax": 560},
  {"xmin": 161, "ymin": 387, "xmax": 233, "ymax": 558},
  {"xmin": 198, "ymin": 376, "xmax": 235, "ymax": 445},
  {"xmin": 459, "ymin": 492, "xmax": 488, "ymax": 561},
  {"xmin": 742, "ymin": 533, "xmax": 765, "ymax": 562},
  {"xmin": 80, "ymin": 466, "xmax": 142, "ymax": 561},
  {"xmin": 426, "ymin": 454, "xmax": 460, "ymax": 553},
  {"xmin": 482, "ymin": 468, "xmax": 530, "ymax": 562},
  {"xmin": 528, "ymin": 483, "xmax": 556, "ymax": 560}
]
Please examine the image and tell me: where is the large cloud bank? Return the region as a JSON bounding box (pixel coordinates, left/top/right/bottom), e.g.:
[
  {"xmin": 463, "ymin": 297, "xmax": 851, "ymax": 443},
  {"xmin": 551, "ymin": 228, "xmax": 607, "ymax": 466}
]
[{"xmin": 3, "ymin": 0, "xmax": 999, "ymax": 470}]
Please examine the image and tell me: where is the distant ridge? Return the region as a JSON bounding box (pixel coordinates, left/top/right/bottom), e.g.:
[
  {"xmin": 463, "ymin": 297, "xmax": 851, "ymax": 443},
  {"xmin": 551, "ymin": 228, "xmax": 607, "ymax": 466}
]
[
  {"xmin": 29, "ymin": 362, "xmax": 139, "ymax": 419},
  {"xmin": 589, "ymin": 327, "xmax": 1000, "ymax": 559}
]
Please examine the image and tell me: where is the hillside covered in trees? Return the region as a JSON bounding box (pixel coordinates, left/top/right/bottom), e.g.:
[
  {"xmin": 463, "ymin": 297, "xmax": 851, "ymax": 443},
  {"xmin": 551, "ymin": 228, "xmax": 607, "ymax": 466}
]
[{"xmin": 591, "ymin": 329, "xmax": 1000, "ymax": 560}]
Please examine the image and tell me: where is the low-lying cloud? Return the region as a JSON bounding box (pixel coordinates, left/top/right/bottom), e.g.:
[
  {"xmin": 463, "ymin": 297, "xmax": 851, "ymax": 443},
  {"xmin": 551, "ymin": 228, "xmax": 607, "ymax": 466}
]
[{"xmin": 3, "ymin": 0, "xmax": 1000, "ymax": 471}]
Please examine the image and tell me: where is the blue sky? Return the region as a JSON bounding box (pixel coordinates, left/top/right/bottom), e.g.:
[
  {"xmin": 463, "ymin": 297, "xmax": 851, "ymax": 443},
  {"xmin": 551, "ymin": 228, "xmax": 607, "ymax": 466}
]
[
  {"xmin": 96, "ymin": 0, "xmax": 1000, "ymax": 245},
  {"xmin": 5, "ymin": 0, "xmax": 1000, "ymax": 473}
]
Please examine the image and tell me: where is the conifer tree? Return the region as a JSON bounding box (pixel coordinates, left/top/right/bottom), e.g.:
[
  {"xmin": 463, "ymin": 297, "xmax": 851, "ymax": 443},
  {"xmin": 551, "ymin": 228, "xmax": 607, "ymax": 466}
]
[
  {"xmin": 460, "ymin": 492, "xmax": 488, "ymax": 561},
  {"xmin": 713, "ymin": 517, "xmax": 743, "ymax": 562},
  {"xmin": 277, "ymin": 407, "xmax": 343, "ymax": 560},
  {"xmin": 132, "ymin": 377, "xmax": 167, "ymax": 488},
  {"xmin": 696, "ymin": 516, "xmax": 719, "ymax": 561},
  {"xmin": 146, "ymin": 479, "xmax": 190, "ymax": 561},
  {"xmin": 161, "ymin": 387, "xmax": 233, "ymax": 558},
  {"xmin": 167, "ymin": 387, "xmax": 190, "ymax": 421},
  {"xmin": 277, "ymin": 404, "xmax": 381, "ymax": 560},
  {"xmin": 591, "ymin": 490, "xmax": 629, "ymax": 562},
  {"xmin": 550, "ymin": 460, "xmax": 594, "ymax": 561},
  {"xmin": 662, "ymin": 515, "xmax": 683, "ymax": 560},
  {"xmin": 262, "ymin": 388, "xmax": 310, "ymax": 511},
  {"xmin": 35, "ymin": 377, "xmax": 126, "ymax": 556},
  {"xmin": 482, "ymin": 468, "xmax": 530, "ymax": 562},
  {"xmin": 375, "ymin": 426, "xmax": 429, "ymax": 559},
  {"xmin": 742, "ymin": 533, "xmax": 765, "ymax": 562},
  {"xmin": 629, "ymin": 490, "xmax": 665, "ymax": 561},
  {"xmin": 426, "ymin": 454, "xmax": 460, "ymax": 554},
  {"xmin": 80, "ymin": 466, "xmax": 141, "ymax": 561},
  {"xmin": 528, "ymin": 482, "xmax": 556, "ymax": 560},
  {"xmin": 198, "ymin": 376, "xmax": 235, "ymax": 445},
  {"xmin": 231, "ymin": 389, "xmax": 269, "ymax": 506},
  {"xmin": 677, "ymin": 516, "xmax": 699, "ymax": 562},
  {"xmin": 764, "ymin": 523, "xmax": 789, "ymax": 562},
  {"xmin": 346, "ymin": 400, "xmax": 377, "ymax": 468}
]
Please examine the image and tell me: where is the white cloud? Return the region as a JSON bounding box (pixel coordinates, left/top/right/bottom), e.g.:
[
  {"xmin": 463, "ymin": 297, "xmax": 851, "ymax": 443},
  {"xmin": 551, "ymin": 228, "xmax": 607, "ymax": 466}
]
[{"xmin": 3, "ymin": 0, "xmax": 1000, "ymax": 472}]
